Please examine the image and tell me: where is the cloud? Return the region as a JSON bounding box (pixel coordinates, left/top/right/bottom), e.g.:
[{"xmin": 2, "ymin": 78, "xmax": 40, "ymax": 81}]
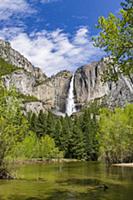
[
  {"xmin": 0, "ymin": 0, "xmax": 35, "ymax": 21},
  {"xmin": 0, "ymin": 27, "xmax": 104, "ymax": 76},
  {"xmin": 0, "ymin": 27, "xmax": 24, "ymax": 40},
  {"xmin": 40, "ymin": 0, "xmax": 60, "ymax": 3},
  {"xmin": 72, "ymin": 16, "xmax": 89, "ymax": 20}
]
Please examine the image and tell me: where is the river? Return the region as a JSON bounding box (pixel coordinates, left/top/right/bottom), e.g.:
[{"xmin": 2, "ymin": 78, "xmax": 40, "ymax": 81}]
[{"xmin": 0, "ymin": 162, "xmax": 133, "ymax": 200}]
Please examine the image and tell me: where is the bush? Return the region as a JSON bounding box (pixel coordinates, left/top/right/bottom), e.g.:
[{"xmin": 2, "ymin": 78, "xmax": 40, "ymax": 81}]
[
  {"xmin": 97, "ymin": 104, "xmax": 133, "ymax": 164},
  {"xmin": 11, "ymin": 133, "xmax": 63, "ymax": 160}
]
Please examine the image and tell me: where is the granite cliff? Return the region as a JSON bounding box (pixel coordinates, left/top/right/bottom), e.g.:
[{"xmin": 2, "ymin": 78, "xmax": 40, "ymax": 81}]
[
  {"xmin": 74, "ymin": 59, "xmax": 133, "ymax": 109},
  {"xmin": 0, "ymin": 40, "xmax": 72, "ymax": 114},
  {"xmin": 0, "ymin": 39, "xmax": 133, "ymax": 115}
]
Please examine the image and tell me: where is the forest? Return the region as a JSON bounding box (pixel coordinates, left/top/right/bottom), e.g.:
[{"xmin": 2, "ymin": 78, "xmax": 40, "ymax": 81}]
[
  {"xmin": 0, "ymin": 81, "xmax": 133, "ymax": 172},
  {"xmin": 0, "ymin": 0, "xmax": 133, "ymax": 179}
]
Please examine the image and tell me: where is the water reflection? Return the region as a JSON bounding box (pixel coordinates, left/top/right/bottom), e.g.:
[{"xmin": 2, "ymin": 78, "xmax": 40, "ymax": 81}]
[{"xmin": 0, "ymin": 162, "xmax": 133, "ymax": 200}]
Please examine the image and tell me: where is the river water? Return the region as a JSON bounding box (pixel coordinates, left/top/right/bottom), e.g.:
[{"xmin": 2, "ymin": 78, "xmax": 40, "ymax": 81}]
[{"xmin": 0, "ymin": 162, "xmax": 133, "ymax": 200}]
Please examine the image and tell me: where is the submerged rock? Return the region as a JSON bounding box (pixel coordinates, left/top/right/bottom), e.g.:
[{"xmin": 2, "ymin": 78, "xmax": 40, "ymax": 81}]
[{"xmin": 0, "ymin": 168, "xmax": 13, "ymax": 180}]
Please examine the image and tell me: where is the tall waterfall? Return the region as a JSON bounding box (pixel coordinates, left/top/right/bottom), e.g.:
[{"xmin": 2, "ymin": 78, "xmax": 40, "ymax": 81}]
[{"xmin": 66, "ymin": 74, "xmax": 76, "ymax": 116}]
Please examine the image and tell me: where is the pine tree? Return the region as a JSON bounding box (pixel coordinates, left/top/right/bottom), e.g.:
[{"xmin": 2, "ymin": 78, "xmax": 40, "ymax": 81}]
[{"xmin": 70, "ymin": 121, "xmax": 85, "ymax": 159}]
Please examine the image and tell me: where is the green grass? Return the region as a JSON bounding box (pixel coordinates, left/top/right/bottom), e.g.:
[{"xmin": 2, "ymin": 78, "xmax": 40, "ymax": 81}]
[
  {"xmin": 0, "ymin": 58, "xmax": 18, "ymax": 77},
  {"xmin": 18, "ymin": 92, "xmax": 39, "ymax": 103}
]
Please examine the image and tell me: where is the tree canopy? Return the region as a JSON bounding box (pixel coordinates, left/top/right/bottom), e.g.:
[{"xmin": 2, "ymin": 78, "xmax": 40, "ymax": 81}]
[
  {"xmin": 94, "ymin": 0, "xmax": 133, "ymax": 82},
  {"xmin": 97, "ymin": 104, "xmax": 133, "ymax": 164},
  {"xmin": 0, "ymin": 84, "xmax": 29, "ymax": 167}
]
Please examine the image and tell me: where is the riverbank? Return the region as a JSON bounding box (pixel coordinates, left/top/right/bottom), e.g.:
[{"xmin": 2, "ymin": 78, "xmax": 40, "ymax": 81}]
[
  {"xmin": 112, "ymin": 163, "xmax": 133, "ymax": 167},
  {"xmin": 9, "ymin": 158, "xmax": 81, "ymax": 165}
]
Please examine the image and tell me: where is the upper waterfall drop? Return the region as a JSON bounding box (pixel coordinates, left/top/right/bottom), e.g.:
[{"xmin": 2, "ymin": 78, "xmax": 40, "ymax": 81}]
[{"xmin": 66, "ymin": 74, "xmax": 76, "ymax": 116}]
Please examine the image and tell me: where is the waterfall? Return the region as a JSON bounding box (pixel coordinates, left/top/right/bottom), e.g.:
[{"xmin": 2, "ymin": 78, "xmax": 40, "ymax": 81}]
[{"xmin": 66, "ymin": 74, "xmax": 76, "ymax": 116}]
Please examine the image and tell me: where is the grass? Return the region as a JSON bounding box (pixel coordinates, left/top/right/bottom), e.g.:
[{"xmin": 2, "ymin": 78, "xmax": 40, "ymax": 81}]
[
  {"xmin": 0, "ymin": 58, "xmax": 19, "ymax": 77},
  {"xmin": 17, "ymin": 92, "xmax": 39, "ymax": 103}
]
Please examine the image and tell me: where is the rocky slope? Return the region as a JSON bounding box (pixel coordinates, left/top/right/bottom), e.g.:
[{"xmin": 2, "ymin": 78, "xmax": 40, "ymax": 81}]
[
  {"xmin": 0, "ymin": 40, "xmax": 46, "ymax": 82},
  {"xmin": 0, "ymin": 39, "xmax": 72, "ymax": 114},
  {"xmin": 0, "ymin": 39, "xmax": 133, "ymax": 114}
]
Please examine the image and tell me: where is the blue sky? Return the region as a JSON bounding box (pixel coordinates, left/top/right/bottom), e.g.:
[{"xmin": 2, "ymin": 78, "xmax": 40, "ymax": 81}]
[{"xmin": 0, "ymin": 0, "xmax": 122, "ymax": 76}]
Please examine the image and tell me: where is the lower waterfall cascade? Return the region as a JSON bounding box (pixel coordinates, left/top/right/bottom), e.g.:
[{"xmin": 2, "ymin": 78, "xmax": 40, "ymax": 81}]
[{"xmin": 66, "ymin": 74, "xmax": 76, "ymax": 116}]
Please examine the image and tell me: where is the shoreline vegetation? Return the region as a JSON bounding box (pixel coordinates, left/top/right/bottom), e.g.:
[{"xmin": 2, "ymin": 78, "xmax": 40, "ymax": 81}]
[
  {"xmin": 2, "ymin": 158, "xmax": 133, "ymax": 180},
  {"xmin": 11, "ymin": 159, "xmax": 133, "ymax": 167},
  {"xmin": 9, "ymin": 158, "xmax": 81, "ymax": 165}
]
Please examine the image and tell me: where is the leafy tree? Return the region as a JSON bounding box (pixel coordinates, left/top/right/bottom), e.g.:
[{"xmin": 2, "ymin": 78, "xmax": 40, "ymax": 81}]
[
  {"xmin": 11, "ymin": 132, "xmax": 63, "ymax": 160},
  {"xmin": 39, "ymin": 135, "xmax": 63, "ymax": 159},
  {"xmin": 11, "ymin": 131, "xmax": 38, "ymax": 159},
  {"xmin": 0, "ymin": 84, "xmax": 29, "ymax": 172},
  {"xmin": 97, "ymin": 104, "xmax": 133, "ymax": 164},
  {"xmin": 94, "ymin": 0, "xmax": 133, "ymax": 82}
]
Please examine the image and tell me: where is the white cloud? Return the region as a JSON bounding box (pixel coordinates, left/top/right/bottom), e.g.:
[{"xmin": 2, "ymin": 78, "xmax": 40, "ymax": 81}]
[
  {"xmin": 0, "ymin": 27, "xmax": 24, "ymax": 40},
  {"xmin": 40, "ymin": 0, "xmax": 60, "ymax": 3},
  {"xmin": 0, "ymin": 27, "xmax": 104, "ymax": 76},
  {"xmin": 0, "ymin": 0, "xmax": 35, "ymax": 21}
]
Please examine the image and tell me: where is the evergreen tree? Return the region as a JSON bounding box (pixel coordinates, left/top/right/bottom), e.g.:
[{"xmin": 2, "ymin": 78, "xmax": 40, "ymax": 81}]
[
  {"xmin": 70, "ymin": 120, "xmax": 85, "ymax": 159},
  {"xmin": 80, "ymin": 103, "xmax": 99, "ymax": 161},
  {"xmin": 46, "ymin": 112, "xmax": 56, "ymax": 136},
  {"xmin": 54, "ymin": 119, "xmax": 63, "ymax": 148},
  {"xmin": 36, "ymin": 111, "xmax": 47, "ymax": 137}
]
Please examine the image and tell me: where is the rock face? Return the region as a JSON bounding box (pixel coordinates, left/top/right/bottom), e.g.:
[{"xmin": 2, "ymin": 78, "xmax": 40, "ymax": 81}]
[
  {"xmin": 105, "ymin": 76, "xmax": 133, "ymax": 108},
  {"xmin": 31, "ymin": 71, "xmax": 72, "ymax": 112},
  {"xmin": 0, "ymin": 40, "xmax": 47, "ymax": 82},
  {"xmin": 0, "ymin": 39, "xmax": 72, "ymax": 113},
  {"xmin": 51, "ymin": 71, "xmax": 72, "ymax": 112},
  {"xmin": 0, "ymin": 39, "xmax": 133, "ymax": 114},
  {"xmin": 74, "ymin": 60, "xmax": 133, "ymax": 109},
  {"xmin": 74, "ymin": 61, "xmax": 108, "ymax": 108},
  {"xmin": 2, "ymin": 70, "xmax": 36, "ymax": 95},
  {"xmin": 24, "ymin": 102, "xmax": 47, "ymax": 114}
]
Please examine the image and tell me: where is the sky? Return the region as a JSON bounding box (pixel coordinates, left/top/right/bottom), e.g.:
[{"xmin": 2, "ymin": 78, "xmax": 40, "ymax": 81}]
[{"xmin": 0, "ymin": 0, "xmax": 122, "ymax": 76}]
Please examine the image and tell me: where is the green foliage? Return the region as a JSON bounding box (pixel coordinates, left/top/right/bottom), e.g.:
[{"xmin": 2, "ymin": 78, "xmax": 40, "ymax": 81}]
[
  {"xmin": 28, "ymin": 101, "xmax": 100, "ymax": 161},
  {"xmin": 0, "ymin": 58, "xmax": 18, "ymax": 77},
  {"xmin": 79, "ymin": 102, "xmax": 100, "ymax": 161},
  {"xmin": 17, "ymin": 92, "xmax": 39, "ymax": 103},
  {"xmin": 69, "ymin": 121, "xmax": 85, "ymax": 159},
  {"xmin": 0, "ymin": 84, "xmax": 29, "ymax": 166},
  {"xmin": 10, "ymin": 131, "xmax": 37, "ymax": 160},
  {"xmin": 94, "ymin": 0, "xmax": 133, "ymax": 82},
  {"xmin": 97, "ymin": 104, "xmax": 133, "ymax": 164},
  {"xmin": 39, "ymin": 135, "xmax": 63, "ymax": 159},
  {"xmin": 11, "ymin": 132, "xmax": 63, "ymax": 160}
]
